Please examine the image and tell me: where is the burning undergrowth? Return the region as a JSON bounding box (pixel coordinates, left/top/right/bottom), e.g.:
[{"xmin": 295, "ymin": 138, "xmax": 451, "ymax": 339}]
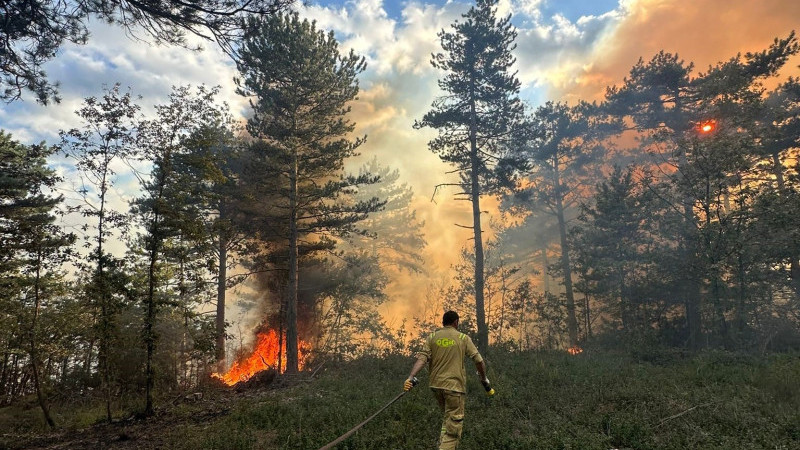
[
  {"xmin": 212, "ymin": 328, "xmax": 312, "ymax": 386},
  {"xmin": 213, "ymin": 264, "xmax": 323, "ymax": 387}
]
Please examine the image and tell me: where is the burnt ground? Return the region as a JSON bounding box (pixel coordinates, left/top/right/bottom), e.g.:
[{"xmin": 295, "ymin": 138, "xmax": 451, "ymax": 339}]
[
  {"xmin": 6, "ymin": 403, "xmax": 233, "ymax": 450},
  {"xmin": 2, "ymin": 369, "xmax": 293, "ymax": 450}
]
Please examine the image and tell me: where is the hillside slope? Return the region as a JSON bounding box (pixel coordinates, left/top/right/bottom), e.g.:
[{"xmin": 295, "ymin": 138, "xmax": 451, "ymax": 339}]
[{"xmin": 3, "ymin": 349, "xmax": 799, "ymax": 449}]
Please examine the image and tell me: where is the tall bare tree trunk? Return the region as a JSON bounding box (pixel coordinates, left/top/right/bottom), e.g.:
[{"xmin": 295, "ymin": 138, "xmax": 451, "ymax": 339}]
[
  {"xmin": 734, "ymin": 253, "xmax": 748, "ymax": 340},
  {"xmin": 669, "ymin": 94, "xmax": 703, "ymax": 351},
  {"xmin": 498, "ymin": 259, "xmax": 507, "ymax": 344},
  {"xmin": 679, "ymin": 142, "xmax": 702, "ymax": 350},
  {"xmin": 277, "ymin": 291, "xmax": 284, "ymax": 374},
  {"xmin": 96, "ymin": 182, "xmax": 114, "ymax": 422},
  {"xmin": 1, "ymin": 352, "xmax": 9, "ymax": 402},
  {"xmin": 771, "ymin": 152, "xmax": 800, "ymax": 298},
  {"xmin": 144, "ymin": 173, "xmax": 167, "ymax": 417},
  {"xmin": 542, "ymin": 246, "xmax": 550, "ymax": 294},
  {"xmin": 30, "ymin": 252, "xmax": 55, "ymax": 428},
  {"xmin": 9, "ymin": 354, "xmax": 20, "ymax": 401},
  {"xmin": 584, "ymin": 294, "xmax": 592, "ymax": 340},
  {"xmin": 468, "ymin": 69, "xmax": 489, "ymax": 353},
  {"xmin": 286, "ymin": 149, "xmax": 300, "ymax": 374},
  {"xmin": 144, "ymin": 234, "xmax": 159, "ymax": 416},
  {"xmin": 619, "ymin": 267, "xmax": 629, "ymax": 331},
  {"xmin": 215, "ymin": 203, "xmax": 228, "ymax": 371},
  {"xmin": 553, "ymin": 159, "xmax": 579, "ymax": 347}
]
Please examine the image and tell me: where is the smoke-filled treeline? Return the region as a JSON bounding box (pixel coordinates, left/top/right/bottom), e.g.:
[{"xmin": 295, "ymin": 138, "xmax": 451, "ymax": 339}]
[
  {"xmin": 409, "ymin": 1, "xmax": 800, "ymax": 357},
  {"xmin": 425, "ymin": 18, "xmax": 800, "ymax": 359},
  {"xmin": 1, "ymin": 0, "xmax": 800, "ymax": 427},
  {"xmin": 0, "ymin": 11, "xmax": 425, "ymax": 423},
  {"xmin": 412, "ymin": 1, "xmax": 798, "ymax": 357},
  {"xmin": 489, "ymin": 32, "xmax": 800, "ymax": 354}
]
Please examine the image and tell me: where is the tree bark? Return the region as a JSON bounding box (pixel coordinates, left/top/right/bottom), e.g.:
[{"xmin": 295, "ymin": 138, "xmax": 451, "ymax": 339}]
[
  {"xmin": 542, "ymin": 246, "xmax": 550, "ymax": 294},
  {"xmin": 553, "ymin": 158, "xmax": 579, "ymax": 347},
  {"xmin": 468, "ymin": 61, "xmax": 489, "ymax": 353},
  {"xmin": 498, "ymin": 260, "xmax": 507, "ymax": 344},
  {"xmin": 285, "ymin": 148, "xmax": 300, "ymax": 374},
  {"xmin": 675, "ymin": 103, "xmax": 702, "ymax": 350},
  {"xmin": 30, "ymin": 251, "xmax": 55, "ymax": 428},
  {"xmin": 680, "ymin": 181, "xmax": 703, "ymax": 350},
  {"xmin": 215, "ymin": 206, "xmax": 228, "ymax": 370},
  {"xmin": 734, "ymin": 252, "xmax": 748, "ymax": 340},
  {"xmin": 144, "ymin": 168, "xmax": 169, "ymax": 416},
  {"xmin": 584, "ymin": 294, "xmax": 592, "ymax": 339},
  {"xmin": 772, "ymin": 152, "xmax": 800, "ymax": 299},
  {"xmin": 277, "ymin": 287, "xmax": 285, "ymax": 373},
  {"xmin": 7, "ymin": 354, "xmax": 19, "ymax": 403},
  {"xmin": 144, "ymin": 232, "xmax": 159, "ymax": 416},
  {"xmin": 619, "ymin": 267, "xmax": 629, "ymax": 332},
  {"xmin": 97, "ymin": 155, "xmax": 113, "ymax": 423},
  {"xmin": 0, "ymin": 352, "xmax": 9, "ymax": 404}
]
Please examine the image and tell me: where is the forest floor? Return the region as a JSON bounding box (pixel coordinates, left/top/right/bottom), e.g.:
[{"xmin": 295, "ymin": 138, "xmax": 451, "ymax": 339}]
[{"xmin": 2, "ymin": 348, "xmax": 800, "ymax": 449}]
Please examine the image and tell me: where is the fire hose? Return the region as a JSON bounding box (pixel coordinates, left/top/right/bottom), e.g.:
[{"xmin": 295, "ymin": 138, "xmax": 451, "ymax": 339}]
[
  {"xmin": 317, "ymin": 376, "xmax": 494, "ymax": 449},
  {"xmin": 317, "ymin": 377, "xmax": 418, "ymax": 450}
]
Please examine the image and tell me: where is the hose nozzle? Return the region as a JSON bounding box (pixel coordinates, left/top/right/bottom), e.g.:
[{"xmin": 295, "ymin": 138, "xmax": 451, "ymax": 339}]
[{"xmin": 480, "ymin": 378, "xmax": 495, "ymax": 396}]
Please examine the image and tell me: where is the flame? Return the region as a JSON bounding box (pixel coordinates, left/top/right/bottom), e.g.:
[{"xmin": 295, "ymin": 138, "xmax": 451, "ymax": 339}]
[
  {"xmin": 213, "ymin": 329, "xmax": 311, "ymax": 385},
  {"xmin": 567, "ymin": 346, "xmax": 584, "ymax": 355},
  {"xmin": 699, "ymin": 120, "xmax": 716, "ymax": 133}
]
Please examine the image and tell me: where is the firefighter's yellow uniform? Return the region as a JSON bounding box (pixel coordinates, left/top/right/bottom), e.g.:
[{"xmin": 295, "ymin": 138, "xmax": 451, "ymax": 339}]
[{"xmin": 415, "ymin": 326, "xmax": 483, "ymax": 450}]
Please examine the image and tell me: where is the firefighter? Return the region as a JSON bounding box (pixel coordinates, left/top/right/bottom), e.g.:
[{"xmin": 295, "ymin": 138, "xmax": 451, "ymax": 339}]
[{"xmin": 404, "ymin": 311, "xmax": 493, "ymax": 450}]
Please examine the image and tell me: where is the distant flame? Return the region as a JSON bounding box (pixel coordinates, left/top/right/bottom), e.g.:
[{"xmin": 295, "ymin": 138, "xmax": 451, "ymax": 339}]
[
  {"xmin": 567, "ymin": 346, "xmax": 583, "ymax": 355},
  {"xmin": 699, "ymin": 120, "xmax": 715, "ymax": 133},
  {"xmin": 213, "ymin": 329, "xmax": 311, "ymax": 385}
]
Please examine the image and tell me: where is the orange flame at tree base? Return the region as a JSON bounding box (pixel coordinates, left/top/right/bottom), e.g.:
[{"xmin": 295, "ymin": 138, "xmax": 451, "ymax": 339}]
[
  {"xmin": 212, "ymin": 329, "xmax": 311, "ymax": 386},
  {"xmin": 567, "ymin": 346, "xmax": 584, "ymax": 355}
]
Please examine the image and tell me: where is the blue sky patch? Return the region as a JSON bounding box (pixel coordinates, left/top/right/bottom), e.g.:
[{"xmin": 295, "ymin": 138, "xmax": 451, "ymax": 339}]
[{"xmin": 313, "ymin": 0, "xmax": 620, "ymax": 23}]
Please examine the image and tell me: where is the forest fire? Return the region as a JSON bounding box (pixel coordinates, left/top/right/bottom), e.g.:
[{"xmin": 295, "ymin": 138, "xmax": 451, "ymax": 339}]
[
  {"xmin": 213, "ymin": 330, "xmax": 310, "ymax": 386},
  {"xmin": 567, "ymin": 346, "xmax": 584, "ymax": 355},
  {"xmin": 699, "ymin": 120, "xmax": 716, "ymax": 133}
]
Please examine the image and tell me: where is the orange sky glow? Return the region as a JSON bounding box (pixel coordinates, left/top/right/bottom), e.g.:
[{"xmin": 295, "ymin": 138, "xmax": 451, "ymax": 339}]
[{"xmin": 365, "ymin": 0, "xmax": 800, "ymax": 331}]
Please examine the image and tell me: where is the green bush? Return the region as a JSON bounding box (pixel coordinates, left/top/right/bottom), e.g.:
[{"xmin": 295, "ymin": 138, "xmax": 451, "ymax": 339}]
[{"xmin": 4, "ymin": 349, "xmax": 799, "ymax": 449}]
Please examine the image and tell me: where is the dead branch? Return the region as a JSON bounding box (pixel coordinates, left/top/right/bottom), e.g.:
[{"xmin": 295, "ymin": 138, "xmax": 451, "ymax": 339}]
[{"xmin": 657, "ymin": 402, "xmax": 717, "ymax": 427}]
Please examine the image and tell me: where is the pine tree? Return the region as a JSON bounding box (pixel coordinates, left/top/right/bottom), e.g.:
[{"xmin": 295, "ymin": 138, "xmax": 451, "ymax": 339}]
[
  {"xmin": 132, "ymin": 85, "xmax": 229, "ymax": 416},
  {"xmin": 571, "ymin": 166, "xmax": 676, "ymax": 335},
  {"xmin": 519, "ymin": 102, "xmax": 608, "ymax": 347},
  {"xmin": 604, "ymin": 33, "xmax": 799, "ymax": 348},
  {"xmin": 1, "ymin": 0, "xmax": 292, "ymax": 104},
  {"xmin": 750, "ymin": 78, "xmax": 800, "ymax": 299},
  {"xmin": 0, "ymin": 132, "xmax": 74, "ymax": 427},
  {"xmin": 170, "ymin": 119, "xmax": 245, "ymax": 371},
  {"xmin": 414, "ymin": 0, "xmax": 525, "ymax": 351},
  {"xmin": 236, "ymin": 13, "xmax": 382, "ymax": 373},
  {"xmin": 348, "ymin": 157, "xmax": 427, "ymax": 274},
  {"xmin": 59, "ymin": 84, "xmax": 140, "ymax": 421}
]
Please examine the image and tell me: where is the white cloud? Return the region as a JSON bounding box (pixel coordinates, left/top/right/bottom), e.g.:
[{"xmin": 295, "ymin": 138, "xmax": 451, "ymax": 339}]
[
  {"xmin": 2, "ymin": 20, "xmax": 244, "ymax": 144},
  {"xmin": 0, "ymin": 1, "xmax": 624, "ymax": 144},
  {"xmin": 513, "ymin": 8, "xmax": 623, "ymax": 92},
  {"xmin": 0, "ymin": 0, "xmax": 629, "ymax": 323},
  {"xmin": 515, "ymin": 0, "xmax": 545, "ymax": 20}
]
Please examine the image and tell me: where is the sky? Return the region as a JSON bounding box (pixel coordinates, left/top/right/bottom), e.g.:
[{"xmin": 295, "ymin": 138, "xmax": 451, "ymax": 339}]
[{"xmin": 2, "ymin": 0, "xmax": 799, "ymax": 328}]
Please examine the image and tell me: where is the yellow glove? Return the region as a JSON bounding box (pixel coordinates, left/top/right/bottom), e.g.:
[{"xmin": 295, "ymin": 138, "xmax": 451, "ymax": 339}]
[{"xmin": 403, "ymin": 377, "xmax": 418, "ymax": 391}]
